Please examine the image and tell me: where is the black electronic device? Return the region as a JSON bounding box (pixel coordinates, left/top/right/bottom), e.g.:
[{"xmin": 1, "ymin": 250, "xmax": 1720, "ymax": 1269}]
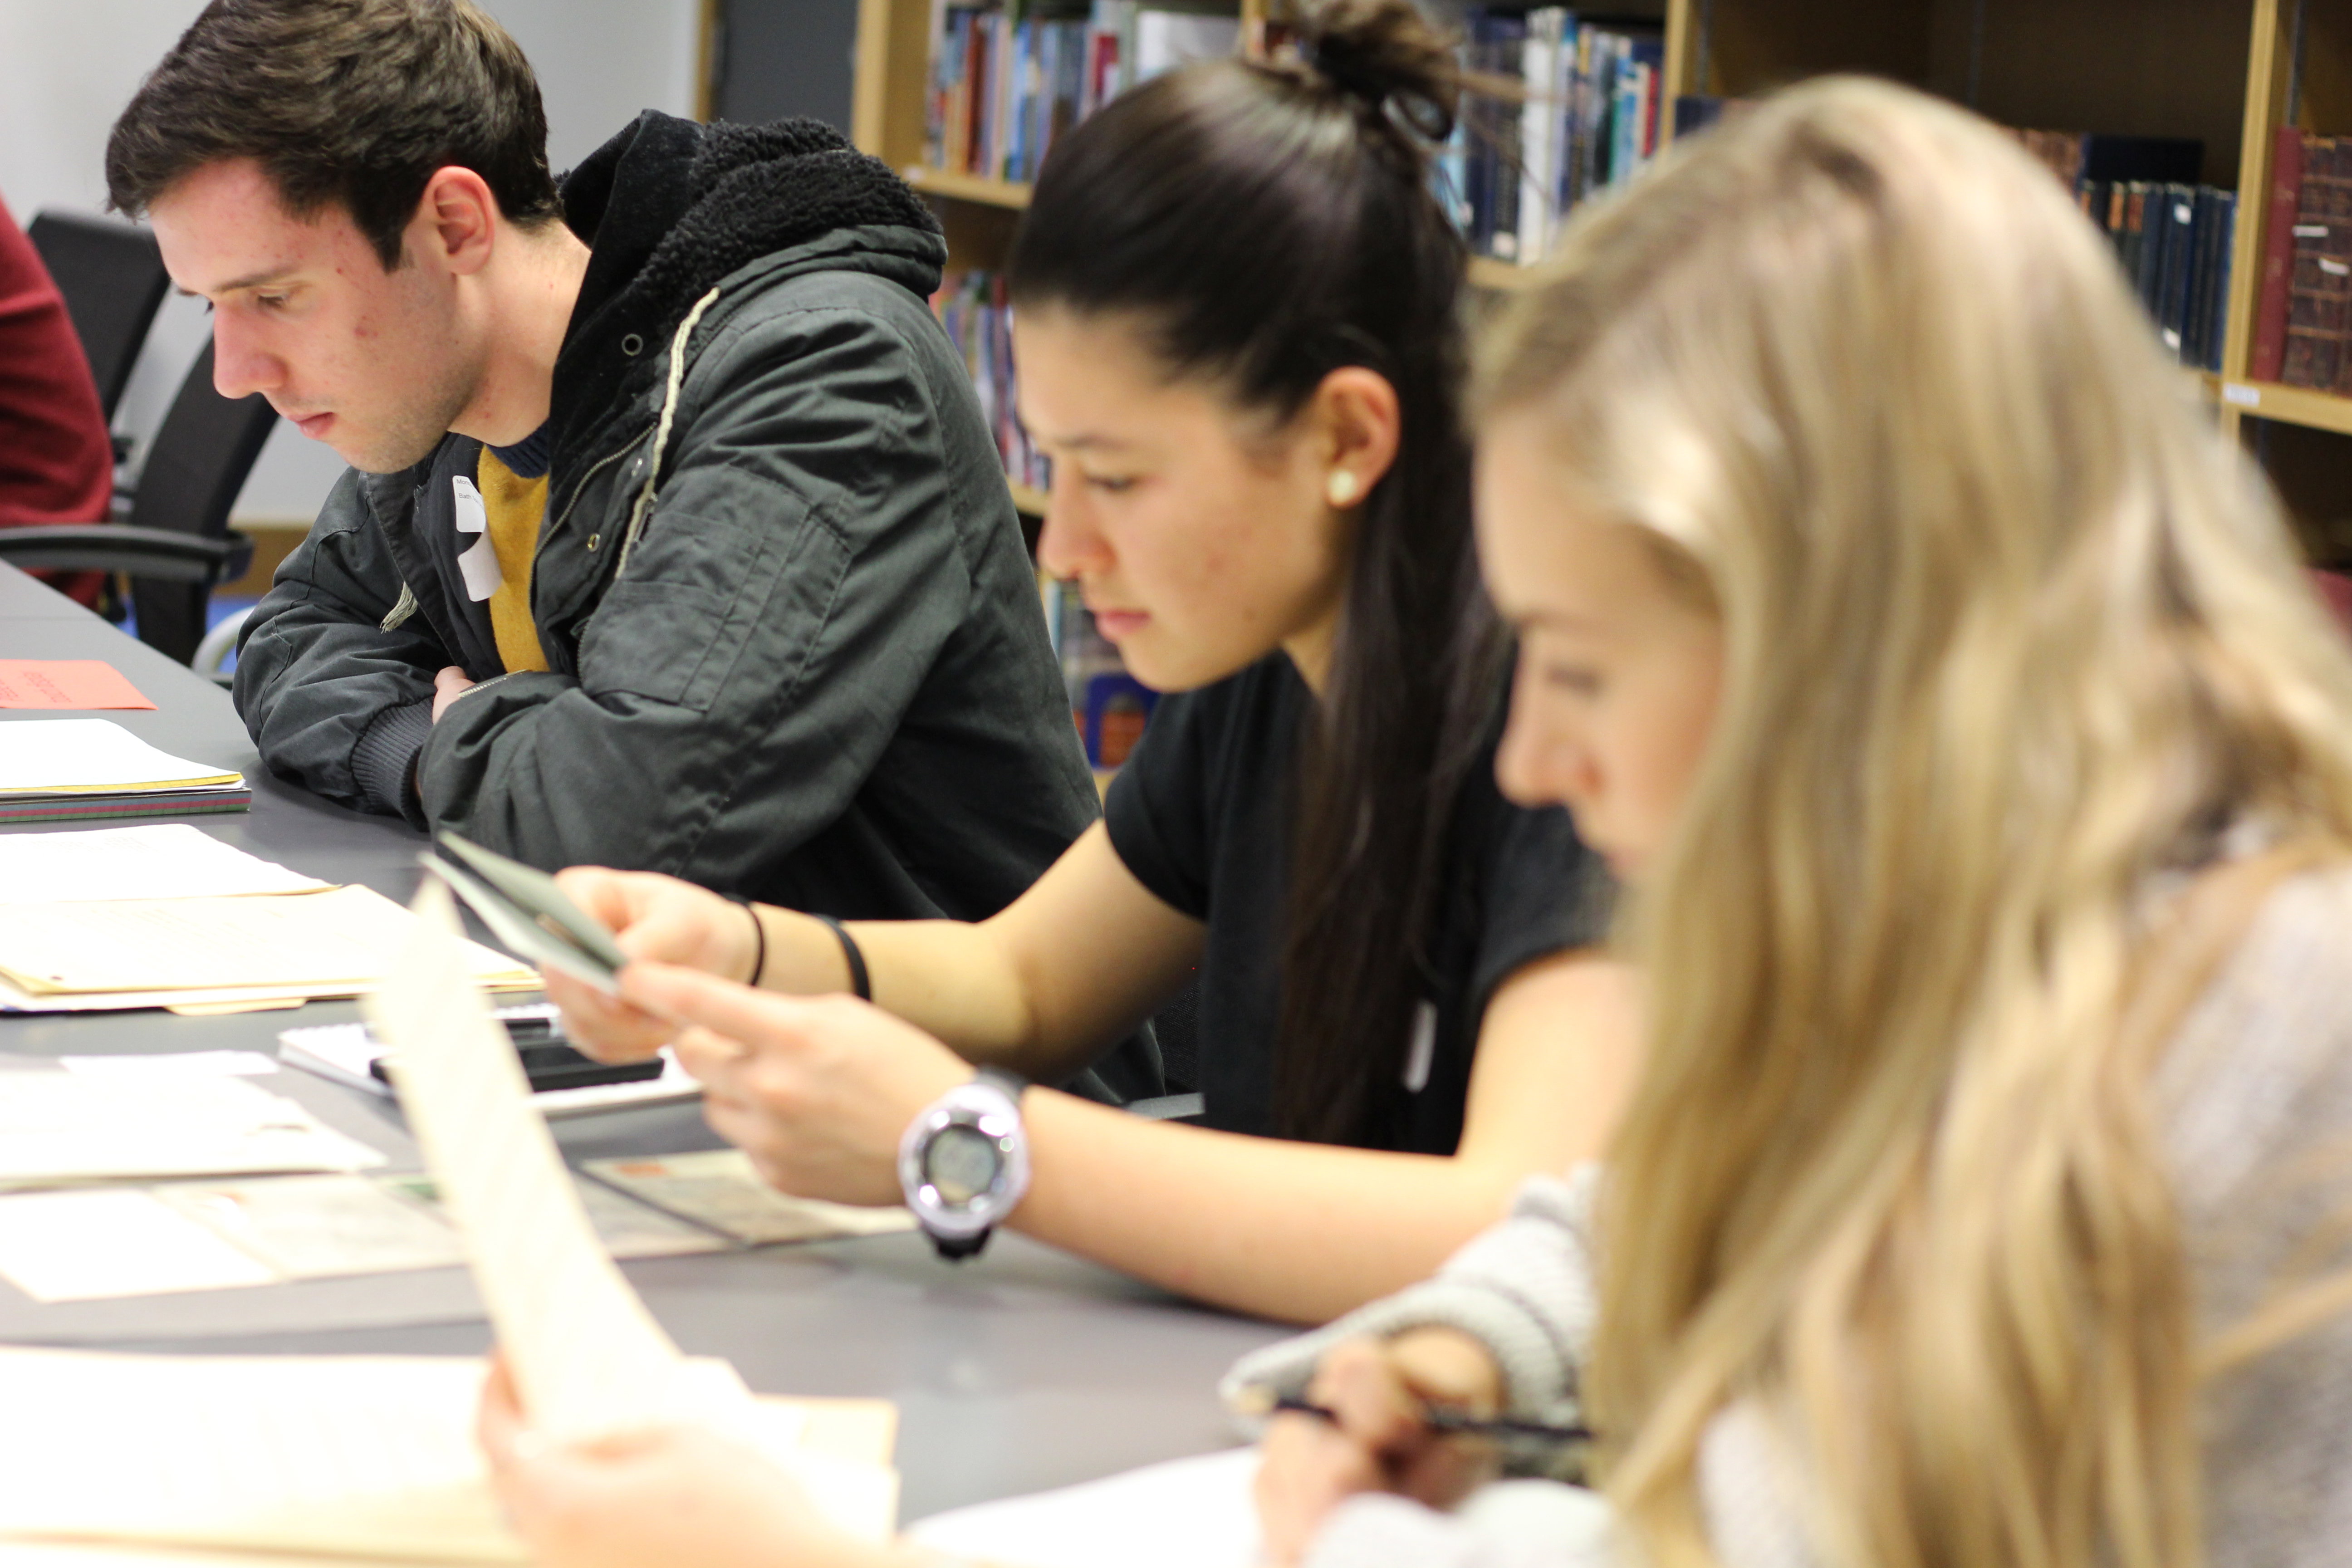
[{"xmin": 368, "ymin": 1014, "xmax": 664, "ymax": 1094}]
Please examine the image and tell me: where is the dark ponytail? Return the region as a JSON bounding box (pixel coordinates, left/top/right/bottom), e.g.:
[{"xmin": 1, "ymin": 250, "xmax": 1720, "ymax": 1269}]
[{"xmin": 1008, "ymin": 0, "xmax": 1502, "ymax": 1147}]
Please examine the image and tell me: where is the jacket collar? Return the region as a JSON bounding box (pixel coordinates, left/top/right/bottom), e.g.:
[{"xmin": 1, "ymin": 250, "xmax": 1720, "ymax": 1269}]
[{"xmin": 547, "ymin": 111, "xmax": 943, "ymax": 475}]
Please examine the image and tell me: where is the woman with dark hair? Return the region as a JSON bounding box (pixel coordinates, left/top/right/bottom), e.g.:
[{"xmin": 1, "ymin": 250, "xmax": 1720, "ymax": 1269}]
[{"xmin": 534, "ymin": 0, "xmax": 1625, "ymax": 1336}]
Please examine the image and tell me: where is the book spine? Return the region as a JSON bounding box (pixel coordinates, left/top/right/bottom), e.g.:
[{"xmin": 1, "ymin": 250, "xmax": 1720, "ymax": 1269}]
[
  {"xmin": 1492, "ymin": 17, "xmax": 1525, "ymax": 260},
  {"xmin": 2185, "ymin": 187, "xmax": 2221, "ymax": 370},
  {"xmin": 958, "ymin": 13, "xmax": 985, "ymax": 172},
  {"xmin": 2132, "ymin": 182, "xmax": 2164, "ymax": 315},
  {"xmin": 2284, "ymin": 136, "xmax": 2344, "ymax": 391},
  {"xmin": 2160, "ymin": 183, "xmax": 2196, "ymax": 359},
  {"xmin": 2251, "ymin": 123, "xmax": 2305, "ymax": 381},
  {"xmin": 2207, "ymin": 190, "xmax": 2237, "ymax": 373},
  {"xmin": 1518, "ymin": 10, "xmax": 1554, "ymax": 264}
]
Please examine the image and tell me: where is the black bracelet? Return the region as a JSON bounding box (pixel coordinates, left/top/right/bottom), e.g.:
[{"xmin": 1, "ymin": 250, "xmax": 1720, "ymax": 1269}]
[
  {"xmin": 726, "ymin": 895, "xmax": 767, "ymax": 987},
  {"xmin": 810, "ymin": 911, "xmax": 871, "ymax": 1001}
]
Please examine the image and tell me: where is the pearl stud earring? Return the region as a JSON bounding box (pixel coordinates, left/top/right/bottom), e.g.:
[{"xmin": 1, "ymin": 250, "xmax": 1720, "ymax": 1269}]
[{"xmin": 1326, "ymin": 470, "xmax": 1361, "ymax": 507}]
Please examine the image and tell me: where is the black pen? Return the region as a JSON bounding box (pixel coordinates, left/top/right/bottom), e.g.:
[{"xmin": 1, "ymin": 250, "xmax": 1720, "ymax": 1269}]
[{"xmin": 1254, "ymin": 1391, "xmax": 1589, "ymax": 1446}]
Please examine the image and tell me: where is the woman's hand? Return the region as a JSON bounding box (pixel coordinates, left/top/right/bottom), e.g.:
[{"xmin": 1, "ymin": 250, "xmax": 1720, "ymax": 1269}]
[
  {"xmin": 476, "ymin": 1359, "xmax": 891, "ymax": 1568},
  {"xmin": 626, "ymin": 962, "xmax": 973, "ymax": 1208},
  {"xmin": 1254, "ymin": 1328, "xmax": 1508, "ymax": 1566},
  {"xmin": 543, "ymin": 867, "xmax": 762, "ymax": 1063}
]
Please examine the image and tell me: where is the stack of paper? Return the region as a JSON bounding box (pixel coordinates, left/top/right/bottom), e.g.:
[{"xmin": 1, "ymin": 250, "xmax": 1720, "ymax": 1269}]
[
  {"xmin": 0, "ymin": 826, "xmax": 536, "ymax": 1013},
  {"xmin": 0, "ymin": 1073, "xmax": 383, "ymax": 1192},
  {"xmin": 0, "ymin": 719, "xmax": 247, "ymax": 823}
]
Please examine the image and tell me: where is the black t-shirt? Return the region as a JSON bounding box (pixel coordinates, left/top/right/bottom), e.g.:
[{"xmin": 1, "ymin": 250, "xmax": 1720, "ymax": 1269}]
[{"xmin": 1104, "ymin": 654, "xmax": 1612, "ymax": 1155}]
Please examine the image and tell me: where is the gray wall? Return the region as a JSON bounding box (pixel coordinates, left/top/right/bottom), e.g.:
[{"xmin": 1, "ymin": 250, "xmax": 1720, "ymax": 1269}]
[{"xmin": 0, "ymin": 0, "xmax": 703, "ymax": 526}]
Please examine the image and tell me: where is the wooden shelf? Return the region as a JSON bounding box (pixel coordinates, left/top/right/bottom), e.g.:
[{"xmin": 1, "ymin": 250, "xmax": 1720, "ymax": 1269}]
[
  {"xmin": 2214, "ymin": 378, "xmax": 2352, "ymax": 438},
  {"xmin": 863, "ymin": 0, "xmax": 2352, "ymax": 539},
  {"xmin": 1009, "ymin": 480, "xmax": 1049, "ymax": 515},
  {"xmin": 1466, "ymin": 255, "xmax": 1540, "ymax": 292},
  {"xmin": 904, "ymin": 164, "xmax": 1032, "ymax": 210}
]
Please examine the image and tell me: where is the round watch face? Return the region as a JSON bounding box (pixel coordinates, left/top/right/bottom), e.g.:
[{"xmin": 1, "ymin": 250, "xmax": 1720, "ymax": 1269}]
[{"xmin": 923, "ymin": 1122, "xmax": 1004, "ymax": 1206}]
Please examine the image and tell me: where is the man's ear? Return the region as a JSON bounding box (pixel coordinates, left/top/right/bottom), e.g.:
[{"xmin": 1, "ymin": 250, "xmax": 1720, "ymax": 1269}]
[{"xmin": 414, "ymin": 166, "xmax": 500, "ymax": 277}]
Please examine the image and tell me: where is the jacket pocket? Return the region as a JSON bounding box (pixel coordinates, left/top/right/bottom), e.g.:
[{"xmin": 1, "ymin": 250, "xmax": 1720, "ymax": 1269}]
[{"xmin": 575, "ymin": 578, "xmax": 734, "ymax": 708}]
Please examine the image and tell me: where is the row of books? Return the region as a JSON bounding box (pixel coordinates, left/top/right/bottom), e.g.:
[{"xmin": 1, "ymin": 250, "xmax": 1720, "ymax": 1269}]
[
  {"xmin": 2252, "ymin": 129, "xmax": 2352, "ymax": 394},
  {"xmin": 1990, "ymin": 129, "xmax": 2230, "ymax": 372},
  {"xmin": 2079, "ymin": 179, "xmax": 2237, "ymax": 373},
  {"xmin": 924, "ymin": 1, "xmax": 1239, "ymax": 185},
  {"xmin": 1450, "ymin": 10, "xmax": 1664, "ymax": 264},
  {"xmin": 932, "ymin": 270, "xmax": 1049, "ymax": 494}
]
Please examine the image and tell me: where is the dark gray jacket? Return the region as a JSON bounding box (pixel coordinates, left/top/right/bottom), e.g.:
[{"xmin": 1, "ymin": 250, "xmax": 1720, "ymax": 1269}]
[{"xmin": 235, "ymin": 114, "xmax": 1160, "ymax": 1099}]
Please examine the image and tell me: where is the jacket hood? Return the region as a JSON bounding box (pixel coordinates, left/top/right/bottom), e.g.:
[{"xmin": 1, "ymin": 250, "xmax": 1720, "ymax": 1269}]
[{"xmin": 549, "ymin": 110, "xmax": 945, "ymax": 466}]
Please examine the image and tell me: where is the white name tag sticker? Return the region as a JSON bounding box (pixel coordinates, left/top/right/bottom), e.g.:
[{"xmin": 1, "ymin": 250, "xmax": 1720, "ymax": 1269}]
[{"xmin": 451, "ymin": 475, "xmax": 503, "ymax": 602}]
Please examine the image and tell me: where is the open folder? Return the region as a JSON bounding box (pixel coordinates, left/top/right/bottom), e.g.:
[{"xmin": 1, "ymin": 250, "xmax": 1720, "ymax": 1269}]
[
  {"xmin": 0, "ymin": 880, "xmax": 898, "ymax": 1563},
  {"xmin": 0, "ymin": 828, "xmax": 536, "ymax": 1012}
]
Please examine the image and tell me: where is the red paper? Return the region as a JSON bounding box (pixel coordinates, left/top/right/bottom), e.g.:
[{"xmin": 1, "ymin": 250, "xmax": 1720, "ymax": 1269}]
[{"xmin": 0, "ymin": 660, "xmax": 157, "ymax": 710}]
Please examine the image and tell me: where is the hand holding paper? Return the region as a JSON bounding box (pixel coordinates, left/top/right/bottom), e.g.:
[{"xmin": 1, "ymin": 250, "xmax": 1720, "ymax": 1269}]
[
  {"xmin": 477, "ymin": 1359, "xmax": 888, "ymax": 1568},
  {"xmin": 366, "ymin": 878, "xmax": 896, "ymax": 1537}
]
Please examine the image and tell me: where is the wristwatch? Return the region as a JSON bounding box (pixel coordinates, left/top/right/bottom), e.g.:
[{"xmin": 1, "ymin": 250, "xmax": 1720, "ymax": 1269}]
[{"xmin": 898, "ymin": 1066, "xmax": 1030, "ymax": 1261}]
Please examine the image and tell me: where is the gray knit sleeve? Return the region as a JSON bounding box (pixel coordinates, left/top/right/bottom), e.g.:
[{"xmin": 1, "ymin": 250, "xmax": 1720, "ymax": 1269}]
[
  {"xmin": 2154, "ymin": 866, "xmax": 2352, "ymax": 1567},
  {"xmin": 1221, "ymin": 1167, "xmax": 1601, "ymax": 1430}
]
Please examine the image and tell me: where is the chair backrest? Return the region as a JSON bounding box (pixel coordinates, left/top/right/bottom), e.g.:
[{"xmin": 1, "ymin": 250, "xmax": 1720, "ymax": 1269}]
[
  {"xmin": 126, "ymin": 340, "xmax": 281, "ymax": 663},
  {"xmin": 25, "ymin": 210, "xmax": 171, "ymax": 424}
]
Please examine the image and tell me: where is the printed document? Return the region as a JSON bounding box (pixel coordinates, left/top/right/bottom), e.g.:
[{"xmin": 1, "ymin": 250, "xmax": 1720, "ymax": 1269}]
[{"xmin": 0, "ymin": 825, "xmax": 327, "ymax": 903}]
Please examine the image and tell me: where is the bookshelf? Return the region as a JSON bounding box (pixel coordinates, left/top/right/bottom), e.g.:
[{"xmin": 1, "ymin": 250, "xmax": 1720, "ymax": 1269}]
[
  {"xmin": 905, "ymin": 164, "xmax": 1033, "ymax": 209},
  {"xmin": 854, "ymin": 0, "xmax": 2352, "ymax": 564}
]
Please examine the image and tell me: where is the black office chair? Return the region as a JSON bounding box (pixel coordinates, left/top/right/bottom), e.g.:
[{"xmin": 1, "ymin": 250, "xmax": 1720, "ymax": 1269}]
[
  {"xmin": 0, "ymin": 341, "xmax": 277, "ymax": 665},
  {"xmin": 25, "ymin": 210, "xmax": 171, "ymax": 426}
]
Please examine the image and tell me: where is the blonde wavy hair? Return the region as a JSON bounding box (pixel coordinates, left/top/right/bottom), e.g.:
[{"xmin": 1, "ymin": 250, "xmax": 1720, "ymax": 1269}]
[{"xmin": 1473, "ymin": 77, "xmax": 2352, "ymax": 1568}]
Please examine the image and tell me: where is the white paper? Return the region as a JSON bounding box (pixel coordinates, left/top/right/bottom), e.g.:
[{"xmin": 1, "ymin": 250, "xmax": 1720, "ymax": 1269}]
[
  {"xmin": 0, "ymin": 720, "xmax": 240, "ymax": 796},
  {"xmin": 0, "ymin": 1350, "xmax": 525, "ymax": 1561},
  {"xmin": 365, "ymin": 883, "xmax": 897, "ymax": 1537},
  {"xmin": 0, "ymin": 1189, "xmax": 278, "ymax": 1302},
  {"xmin": 366, "ymin": 880, "xmax": 726, "ymax": 1440},
  {"xmin": 61, "ymin": 1051, "xmax": 278, "ymax": 1079},
  {"xmin": 909, "ymin": 1446, "xmax": 1264, "ymax": 1568},
  {"xmin": 0, "ymin": 826, "xmax": 328, "ymax": 903},
  {"xmin": 0, "ymin": 1349, "xmax": 893, "ymax": 1561},
  {"xmin": 0, "ymin": 1072, "xmax": 383, "ymax": 1190},
  {"xmin": 451, "ymin": 476, "xmax": 503, "ymax": 601}
]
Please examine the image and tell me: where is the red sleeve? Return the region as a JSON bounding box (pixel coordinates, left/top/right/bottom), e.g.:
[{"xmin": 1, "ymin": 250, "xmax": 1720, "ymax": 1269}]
[{"xmin": 0, "ymin": 196, "xmax": 115, "ymax": 529}]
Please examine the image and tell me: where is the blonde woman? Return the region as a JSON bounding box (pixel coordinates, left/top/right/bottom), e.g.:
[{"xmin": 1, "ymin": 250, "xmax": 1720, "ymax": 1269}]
[{"xmin": 1240, "ymin": 76, "xmax": 2352, "ymax": 1568}]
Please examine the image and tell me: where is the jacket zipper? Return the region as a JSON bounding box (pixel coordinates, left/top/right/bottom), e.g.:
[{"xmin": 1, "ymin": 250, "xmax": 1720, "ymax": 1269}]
[{"xmin": 546, "ymin": 429, "xmax": 651, "ymax": 544}]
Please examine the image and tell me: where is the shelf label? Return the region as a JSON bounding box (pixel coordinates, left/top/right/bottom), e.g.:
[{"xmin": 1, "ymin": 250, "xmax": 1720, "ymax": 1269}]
[{"xmin": 2222, "ymin": 382, "xmax": 2261, "ymax": 408}]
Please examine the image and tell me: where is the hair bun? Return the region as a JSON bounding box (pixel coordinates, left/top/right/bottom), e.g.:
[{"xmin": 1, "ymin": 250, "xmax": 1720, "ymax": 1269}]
[{"xmin": 1278, "ymin": 0, "xmax": 1459, "ymax": 145}]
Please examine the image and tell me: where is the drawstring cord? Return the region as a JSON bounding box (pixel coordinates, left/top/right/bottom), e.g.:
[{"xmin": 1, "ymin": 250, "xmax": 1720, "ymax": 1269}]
[{"xmin": 616, "ymin": 285, "xmax": 722, "ymax": 578}]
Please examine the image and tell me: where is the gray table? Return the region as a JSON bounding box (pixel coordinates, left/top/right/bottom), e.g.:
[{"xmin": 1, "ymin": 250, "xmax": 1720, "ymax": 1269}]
[{"xmin": 0, "ymin": 563, "xmax": 1284, "ymax": 1519}]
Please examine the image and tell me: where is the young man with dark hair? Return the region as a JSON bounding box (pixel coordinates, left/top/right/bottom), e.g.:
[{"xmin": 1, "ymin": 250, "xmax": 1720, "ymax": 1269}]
[{"xmin": 109, "ymin": 0, "xmax": 1156, "ymax": 1100}]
